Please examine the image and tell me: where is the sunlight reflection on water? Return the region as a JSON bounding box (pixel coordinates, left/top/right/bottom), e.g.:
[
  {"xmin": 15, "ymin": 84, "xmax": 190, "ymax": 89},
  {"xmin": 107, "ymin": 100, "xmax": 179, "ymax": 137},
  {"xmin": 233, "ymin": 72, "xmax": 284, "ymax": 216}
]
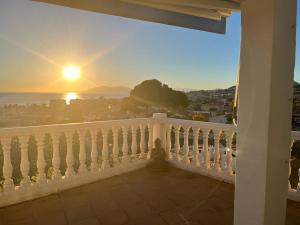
[{"xmin": 64, "ymin": 92, "xmax": 79, "ymax": 104}]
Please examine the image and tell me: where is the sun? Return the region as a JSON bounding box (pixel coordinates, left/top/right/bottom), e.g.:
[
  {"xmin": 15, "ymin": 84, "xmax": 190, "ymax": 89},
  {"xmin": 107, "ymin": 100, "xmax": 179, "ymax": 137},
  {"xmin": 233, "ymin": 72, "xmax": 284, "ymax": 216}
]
[{"xmin": 63, "ymin": 66, "xmax": 80, "ymax": 81}]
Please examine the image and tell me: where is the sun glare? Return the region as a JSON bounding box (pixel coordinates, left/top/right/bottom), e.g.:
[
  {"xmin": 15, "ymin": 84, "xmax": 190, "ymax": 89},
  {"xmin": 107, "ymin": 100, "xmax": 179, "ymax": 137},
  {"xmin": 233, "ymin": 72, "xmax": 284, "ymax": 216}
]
[{"xmin": 63, "ymin": 66, "xmax": 80, "ymax": 81}]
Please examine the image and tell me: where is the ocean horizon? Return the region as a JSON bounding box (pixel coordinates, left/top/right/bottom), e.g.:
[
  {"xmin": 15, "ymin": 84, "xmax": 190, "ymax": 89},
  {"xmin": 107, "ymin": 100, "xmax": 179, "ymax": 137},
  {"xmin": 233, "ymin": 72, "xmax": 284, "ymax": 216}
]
[{"xmin": 0, "ymin": 92, "xmax": 127, "ymax": 105}]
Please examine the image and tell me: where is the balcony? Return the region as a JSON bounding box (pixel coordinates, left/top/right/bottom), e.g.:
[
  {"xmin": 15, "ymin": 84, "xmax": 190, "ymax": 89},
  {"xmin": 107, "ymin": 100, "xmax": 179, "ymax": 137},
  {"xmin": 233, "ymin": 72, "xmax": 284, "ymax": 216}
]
[{"xmin": 0, "ymin": 114, "xmax": 300, "ymax": 225}]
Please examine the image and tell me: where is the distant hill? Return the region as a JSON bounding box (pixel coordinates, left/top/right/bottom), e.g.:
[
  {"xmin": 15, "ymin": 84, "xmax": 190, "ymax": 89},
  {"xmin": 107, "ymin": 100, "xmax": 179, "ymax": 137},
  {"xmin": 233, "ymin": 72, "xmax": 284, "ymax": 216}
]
[{"xmin": 82, "ymin": 86, "xmax": 131, "ymax": 98}]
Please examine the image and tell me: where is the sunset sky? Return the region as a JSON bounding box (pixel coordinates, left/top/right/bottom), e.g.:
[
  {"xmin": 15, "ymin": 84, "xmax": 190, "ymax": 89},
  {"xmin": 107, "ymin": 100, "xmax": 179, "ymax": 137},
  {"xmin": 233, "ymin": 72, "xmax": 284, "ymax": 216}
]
[{"xmin": 0, "ymin": 0, "xmax": 300, "ymax": 92}]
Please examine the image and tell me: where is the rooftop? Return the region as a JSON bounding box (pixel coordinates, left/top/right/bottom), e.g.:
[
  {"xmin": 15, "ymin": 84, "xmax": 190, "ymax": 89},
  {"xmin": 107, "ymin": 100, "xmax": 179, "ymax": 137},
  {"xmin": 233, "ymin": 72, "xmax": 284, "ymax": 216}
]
[{"xmin": 1, "ymin": 165, "xmax": 299, "ymax": 225}]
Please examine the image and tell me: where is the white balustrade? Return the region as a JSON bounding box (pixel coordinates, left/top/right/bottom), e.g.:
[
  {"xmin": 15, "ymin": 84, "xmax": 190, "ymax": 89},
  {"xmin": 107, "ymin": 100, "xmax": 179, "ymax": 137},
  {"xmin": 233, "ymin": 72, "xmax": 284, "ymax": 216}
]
[{"xmin": 1, "ymin": 114, "xmax": 300, "ymax": 207}]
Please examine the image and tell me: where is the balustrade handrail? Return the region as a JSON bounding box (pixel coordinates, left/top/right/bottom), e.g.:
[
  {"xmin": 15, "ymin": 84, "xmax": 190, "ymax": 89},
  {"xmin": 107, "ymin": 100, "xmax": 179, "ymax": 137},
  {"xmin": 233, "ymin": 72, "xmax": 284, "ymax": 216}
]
[{"xmin": 0, "ymin": 117, "xmax": 160, "ymax": 137}]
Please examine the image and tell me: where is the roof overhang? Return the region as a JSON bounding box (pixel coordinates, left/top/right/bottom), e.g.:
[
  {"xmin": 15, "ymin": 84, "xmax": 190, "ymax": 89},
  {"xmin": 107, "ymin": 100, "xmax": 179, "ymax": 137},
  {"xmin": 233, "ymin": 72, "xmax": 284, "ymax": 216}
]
[{"xmin": 33, "ymin": 0, "xmax": 240, "ymax": 34}]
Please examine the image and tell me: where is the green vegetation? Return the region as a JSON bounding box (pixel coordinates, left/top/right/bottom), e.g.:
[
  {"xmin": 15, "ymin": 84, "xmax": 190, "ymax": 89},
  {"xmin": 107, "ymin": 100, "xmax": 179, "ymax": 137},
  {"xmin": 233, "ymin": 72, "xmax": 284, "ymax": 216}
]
[{"xmin": 128, "ymin": 79, "xmax": 189, "ymax": 108}]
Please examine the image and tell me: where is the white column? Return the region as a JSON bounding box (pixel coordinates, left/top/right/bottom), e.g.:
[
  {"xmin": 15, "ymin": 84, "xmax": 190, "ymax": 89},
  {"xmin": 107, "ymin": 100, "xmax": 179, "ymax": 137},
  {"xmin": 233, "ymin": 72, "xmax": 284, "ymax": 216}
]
[
  {"xmin": 2, "ymin": 137, "xmax": 14, "ymax": 192},
  {"xmin": 90, "ymin": 129, "xmax": 99, "ymax": 172},
  {"xmin": 36, "ymin": 135, "xmax": 46, "ymax": 184},
  {"xmin": 147, "ymin": 124, "xmax": 153, "ymax": 159},
  {"xmin": 112, "ymin": 127, "xmax": 120, "ymax": 166},
  {"xmin": 139, "ymin": 125, "xmax": 146, "ymax": 159},
  {"xmin": 131, "ymin": 125, "xmax": 138, "ymax": 159},
  {"xmin": 51, "ymin": 133, "xmax": 61, "ymax": 180},
  {"xmin": 78, "ymin": 131, "xmax": 87, "ymax": 174},
  {"xmin": 19, "ymin": 136, "xmax": 30, "ymax": 187},
  {"xmin": 122, "ymin": 127, "xmax": 129, "ymax": 163},
  {"xmin": 183, "ymin": 126, "xmax": 190, "ymax": 164},
  {"xmin": 193, "ymin": 127, "xmax": 200, "ymax": 167},
  {"xmin": 101, "ymin": 129, "xmax": 109, "ymax": 169},
  {"xmin": 235, "ymin": 1, "xmax": 297, "ymax": 224},
  {"xmin": 65, "ymin": 132, "xmax": 74, "ymax": 178}
]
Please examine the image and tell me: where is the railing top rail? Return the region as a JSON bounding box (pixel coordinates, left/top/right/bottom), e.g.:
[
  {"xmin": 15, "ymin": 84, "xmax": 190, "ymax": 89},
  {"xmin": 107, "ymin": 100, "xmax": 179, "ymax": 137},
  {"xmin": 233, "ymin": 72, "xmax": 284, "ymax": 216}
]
[
  {"xmin": 0, "ymin": 117, "xmax": 158, "ymax": 137},
  {"xmin": 164, "ymin": 117, "xmax": 237, "ymax": 131}
]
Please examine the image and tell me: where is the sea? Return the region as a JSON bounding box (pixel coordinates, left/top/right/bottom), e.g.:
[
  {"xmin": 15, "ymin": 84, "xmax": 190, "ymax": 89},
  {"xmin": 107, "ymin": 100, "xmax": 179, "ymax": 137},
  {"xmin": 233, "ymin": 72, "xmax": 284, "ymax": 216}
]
[{"xmin": 0, "ymin": 92, "xmax": 126, "ymax": 106}]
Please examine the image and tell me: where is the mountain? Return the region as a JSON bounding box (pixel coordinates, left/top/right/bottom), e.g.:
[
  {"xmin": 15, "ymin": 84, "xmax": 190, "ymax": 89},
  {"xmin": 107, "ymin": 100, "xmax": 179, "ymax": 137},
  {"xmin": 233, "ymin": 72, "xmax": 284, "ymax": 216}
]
[{"xmin": 82, "ymin": 86, "xmax": 131, "ymax": 98}]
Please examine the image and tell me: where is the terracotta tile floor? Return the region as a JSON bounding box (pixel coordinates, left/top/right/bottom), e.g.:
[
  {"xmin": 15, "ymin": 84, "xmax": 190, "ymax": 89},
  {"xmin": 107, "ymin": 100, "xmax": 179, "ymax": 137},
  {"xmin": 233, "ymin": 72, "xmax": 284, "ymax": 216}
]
[{"xmin": 0, "ymin": 166, "xmax": 299, "ymax": 225}]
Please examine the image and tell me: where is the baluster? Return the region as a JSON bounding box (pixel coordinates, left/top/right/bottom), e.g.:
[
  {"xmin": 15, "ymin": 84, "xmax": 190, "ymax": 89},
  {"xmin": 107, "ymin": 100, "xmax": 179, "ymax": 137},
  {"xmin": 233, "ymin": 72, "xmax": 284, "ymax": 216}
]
[
  {"xmin": 289, "ymin": 138, "xmax": 295, "ymax": 189},
  {"xmin": 112, "ymin": 127, "xmax": 120, "ymax": 166},
  {"xmin": 51, "ymin": 133, "xmax": 61, "ymax": 180},
  {"xmin": 298, "ymin": 169, "xmax": 300, "ymax": 192},
  {"xmin": 175, "ymin": 126, "xmax": 180, "ymax": 161},
  {"xmin": 90, "ymin": 130, "xmax": 98, "ymax": 172},
  {"xmin": 101, "ymin": 129, "xmax": 109, "ymax": 169},
  {"xmin": 183, "ymin": 126, "xmax": 190, "ymax": 164},
  {"xmin": 202, "ymin": 129, "xmax": 210, "ymax": 169},
  {"xmin": 2, "ymin": 137, "xmax": 14, "ymax": 192},
  {"xmin": 65, "ymin": 132, "xmax": 74, "ymax": 178},
  {"xmin": 226, "ymin": 131, "xmax": 234, "ymax": 175},
  {"xmin": 161, "ymin": 125, "xmax": 167, "ymax": 150},
  {"xmin": 131, "ymin": 126, "xmax": 137, "ymax": 159},
  {"xmin": 139, "ymin": 125, "xmax": 146, "ymax": 159},
  {"xmin": 36, "ymin": 135, "xmax": 46, "ymax": 183},
  {"xmin": 193, "ymin": 127, "xmax": 200, "ymax": 167},
  {"xmin": 78, "ymin": 131, "xmax": 88, "ymax": 174},
  {"xmin": 147, "ymin": 124, "xmax": 153, "ymax": 159},
  {"xmin": 19, "ymin": 135, "xmax": 30, "ymax": 187},
  {"xmin": 213, "ymin": 130, "xmax": 221, "ymax": 171},
  {"xmin": 122, "ymin": 127, "xmax": 129, "ymax": 163},
  {"xmin": 220, "ymin": 146, "xmax": 227, "ymax": 171},
  {"xmin": 166, "ymin": 126, "xmax": 172, "ymax": 160}
]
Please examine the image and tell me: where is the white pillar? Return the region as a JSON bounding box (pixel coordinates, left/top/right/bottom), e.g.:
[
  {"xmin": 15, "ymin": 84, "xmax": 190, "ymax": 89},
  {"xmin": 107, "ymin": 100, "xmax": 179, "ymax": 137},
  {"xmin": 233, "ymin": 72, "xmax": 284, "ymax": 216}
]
[
  {"xmin": 235, "ymin": 1, "xmax": 297, "ymax": 225},
  {"xmin": 152, "ymin": 113, "xmax": 167, "ymax": 148}
]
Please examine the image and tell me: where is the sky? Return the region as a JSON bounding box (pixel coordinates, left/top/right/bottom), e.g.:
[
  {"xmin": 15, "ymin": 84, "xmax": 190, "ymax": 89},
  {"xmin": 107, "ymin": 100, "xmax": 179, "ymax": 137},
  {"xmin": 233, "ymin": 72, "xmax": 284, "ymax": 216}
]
[{"xmin": 0, "ymin": 0, "xmax": 299, "ymax": 92}]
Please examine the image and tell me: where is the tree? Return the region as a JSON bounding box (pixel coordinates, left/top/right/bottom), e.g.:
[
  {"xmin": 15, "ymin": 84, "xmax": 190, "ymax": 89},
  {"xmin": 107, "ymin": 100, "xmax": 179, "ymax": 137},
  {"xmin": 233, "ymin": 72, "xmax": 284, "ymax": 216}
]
[{"xmin": 130, "ymin": 79, "xmax": 189, "ymax": 108}]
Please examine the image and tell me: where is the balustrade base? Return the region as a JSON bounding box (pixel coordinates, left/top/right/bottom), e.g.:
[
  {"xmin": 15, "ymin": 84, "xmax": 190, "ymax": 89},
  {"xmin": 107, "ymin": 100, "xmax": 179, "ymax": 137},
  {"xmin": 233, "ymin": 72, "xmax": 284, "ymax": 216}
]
[{"xmin": 0, "ymin": 159, "xmax": 150, "ymax": 208}]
